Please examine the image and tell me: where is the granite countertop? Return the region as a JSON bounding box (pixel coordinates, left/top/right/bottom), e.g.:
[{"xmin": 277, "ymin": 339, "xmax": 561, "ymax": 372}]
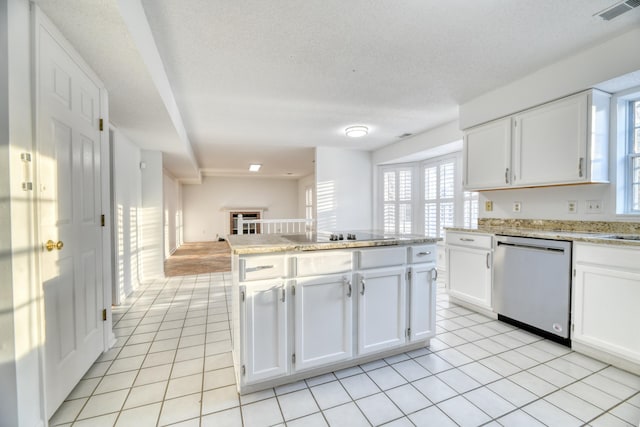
[
  {"xmin": 446, "ymin": 219, "xmax": 640, "ymax": 247},
  {"xmin": 226, "ymin": 231, "xmax": 441, "ymax": 255}
]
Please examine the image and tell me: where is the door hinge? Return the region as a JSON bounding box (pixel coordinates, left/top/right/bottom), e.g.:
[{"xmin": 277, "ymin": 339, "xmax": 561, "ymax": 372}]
[
  {"xmin": 241, "ymin": 365, "xmax": 246, "ymax": 376},
  {"xmin": 292, "ymin": 285, "xmax": 296, "ymax": 296},
  {"xmin": 241, "ymin": 290, "xmax": 245, "ymax": 302},
  {"xmin": 573, "ymin": 268, "xmax": 576, "ymax": 277},
  {"xmin": 101, "ymin": 214, "xmax": 105, "ymax": 227},
  {"xmin": 407, "ymin": 270, "xmax": 412, "ymax": 281},
  {"xmin": 292, "ymin": 353, "xmax": 296, "ymax": 364},
  {"xmin": 99, "ymin": 118, "xmax": 104, "ymax": 131},
  {"xmin": 571, "ymin": 324, "xmax": 575, "ymax": 332},
  {"xmin": 407, "ymin": 328, "xmax": 411, "ymax": 337},
  {"xmin": 102, "ymin": 309, "xmax": 107, "ymax": 321}
]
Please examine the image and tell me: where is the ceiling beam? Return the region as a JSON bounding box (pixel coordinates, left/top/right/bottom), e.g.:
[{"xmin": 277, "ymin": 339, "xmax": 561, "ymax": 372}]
[{"xmin": 116, "ymin": 0, "xmax": 200, "ymax": 179}]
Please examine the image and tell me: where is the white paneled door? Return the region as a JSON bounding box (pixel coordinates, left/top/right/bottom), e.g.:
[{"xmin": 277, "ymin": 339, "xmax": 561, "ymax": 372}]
[{"xmin": 37, "ymin": 22, "xmax": 105, "ymax": 417}]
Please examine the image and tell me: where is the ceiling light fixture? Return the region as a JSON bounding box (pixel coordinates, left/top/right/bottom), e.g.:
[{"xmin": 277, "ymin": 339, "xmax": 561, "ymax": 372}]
[
  {"xmin": 249, "ymin": 164, "xmax": 262, "ymax": 172},
  {"xmin": 345, "ymin": 125, "xmax": 368, "ymax": 138}
]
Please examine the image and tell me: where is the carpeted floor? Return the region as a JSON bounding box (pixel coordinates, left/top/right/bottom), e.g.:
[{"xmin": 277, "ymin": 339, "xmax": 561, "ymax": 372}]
[{"xmin": 164, "ymin": 241, "xmax": 231, "ymax": 277}]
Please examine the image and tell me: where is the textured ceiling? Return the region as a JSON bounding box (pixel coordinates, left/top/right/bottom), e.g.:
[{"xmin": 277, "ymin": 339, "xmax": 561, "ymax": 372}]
[{"xmin": 35, "ymin": 0, "xmax": 640, "ymax": 180}]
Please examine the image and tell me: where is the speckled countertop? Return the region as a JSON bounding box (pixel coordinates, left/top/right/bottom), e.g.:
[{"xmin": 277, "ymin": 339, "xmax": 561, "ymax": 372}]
[
  {"xmin": 447, "ymin": 219, "xmax": 640, "ymax": 247},
  {"xmin": 226, "ymin": 231, "xmax": 441, "ymax": 255}
]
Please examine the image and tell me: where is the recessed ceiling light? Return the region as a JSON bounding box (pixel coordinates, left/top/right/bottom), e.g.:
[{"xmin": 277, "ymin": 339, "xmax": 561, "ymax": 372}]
[
  {"xmin": 345, "ymin": 125, "xmax": 368, "ymax": 138},
  {"xmin": 249, "ymin": 164, "xmax": 261, "ymax": 172}
]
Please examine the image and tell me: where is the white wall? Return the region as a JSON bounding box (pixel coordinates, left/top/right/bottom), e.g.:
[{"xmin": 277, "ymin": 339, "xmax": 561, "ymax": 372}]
[
  {"xmin": 111, "ymin": 129, "xmax": 142, "ymax": 302},
  {"xmin": 315, "ymin": 147, "xmax": 373, "ymax": 231},
  {"xmin": 460, "ymin": 28, "xmax": 640, "ymax": 130},
  {"xmin": 297, "ymin": 174, "xmax": 315, "ymax": 219},
  {"xmin": 182, "ymin": 176, "xmax": 299, "ymax": 241},
  {"xmin": 163, "ymin": 170, "xmax": 180, "ymax": 258},
  {"xmin": 1, "ymin": 1, "xmax": 44, "ymax": 425},
  {"xmin": 140, "ymin": 150, "xmax": 164, "ymax": 278}
]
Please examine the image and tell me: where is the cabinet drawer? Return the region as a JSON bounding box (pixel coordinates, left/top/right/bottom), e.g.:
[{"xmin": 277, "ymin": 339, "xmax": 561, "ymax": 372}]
[
  {"xmin": 358, "ymin": 246, "xmax": 406, "ymax": 269},
  {"xmin": 446, "ymin": 231, "xmax": 492, "ymax": 249},
  {"xmin": 574, "ymin": 243, "xmax": 640, "ymax": 270},
  {"xmin": 295, "ymin": 251, "xmax": 353, "ymax": 276},
  {"xmin": 408, "ymin": 245, "xmax": 437, "ymax": 264},
  {"xmin": 239, "ymin": 254, "xmax": 287, "ymax": 281}
]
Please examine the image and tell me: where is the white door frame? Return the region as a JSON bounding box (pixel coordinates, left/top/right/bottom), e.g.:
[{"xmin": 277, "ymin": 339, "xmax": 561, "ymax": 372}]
[{"xmin": 32, "ymin": 5, "xmax": 114, "ymax": 417}]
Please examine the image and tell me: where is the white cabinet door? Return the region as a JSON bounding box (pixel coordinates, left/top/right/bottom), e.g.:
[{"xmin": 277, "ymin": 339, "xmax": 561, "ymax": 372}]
[
  {"xmin": 464, "ymin": 117, "xmax": 512, "ymax": 190},
  {"xmin": 447, "ymin": 246, "xmax": 492, "ymax": 309},
  {"xmin": 409, "ymin": 265, "xmax": 437, "ymax": 342},
  {"xmin": 294, "ymin": 274, "xmax": 353, "ymax": 371},
  {"xmin": 243, "ymin": 280, "xmax": 288, "ymax": 384},
  {"xmin": 573, "ymin": 265, "xmax": 640, "ymax": 364},
  {"xmin": 358, "ymin": 267, "xmax": 407, "ymax": 355},
  {"xmin": 513, "ymin": 92, "xmax": 588, "ymax": 186}
]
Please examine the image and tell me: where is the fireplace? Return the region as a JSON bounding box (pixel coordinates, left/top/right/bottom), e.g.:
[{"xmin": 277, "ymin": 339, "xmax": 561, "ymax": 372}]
[{"xmin": 230, "ymin": 211, "xmax": 261, "ymax": 234}]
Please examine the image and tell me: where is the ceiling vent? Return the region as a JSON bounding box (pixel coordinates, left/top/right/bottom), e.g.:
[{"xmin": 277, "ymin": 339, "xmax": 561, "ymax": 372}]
[{"xmin": 595, "ymin": 0, "xmax": 640, "ymax": 20}]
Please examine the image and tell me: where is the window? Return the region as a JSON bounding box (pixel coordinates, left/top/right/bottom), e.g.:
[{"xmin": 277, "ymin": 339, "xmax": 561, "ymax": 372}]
[
  {"xmin": 423, "ymin": 159, "xmax": 456, "ymax": 238},
  {"xmin": 377, "ymin": 151, "xmax": 478, "ymax": 236},
  {"xmin": 381, "ymin": 166, "xmax": 415, "ymax": 234},
  {"xmin": 305, "ymin": 186, "xmax": 313, "ymax": 220},
  {"xmin": 627, "ymin": 99, "xmax": 640, "ymax": 212}
]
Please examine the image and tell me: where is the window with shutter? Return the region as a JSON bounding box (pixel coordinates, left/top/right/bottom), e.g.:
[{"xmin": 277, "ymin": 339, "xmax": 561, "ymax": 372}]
[
  {"xmin": 380, "ymin": 166, "xmax": 415, "ymax": 234},
  {"xmin": 629, "ymin": 99, "xmax": 640, "ymax": 212}
]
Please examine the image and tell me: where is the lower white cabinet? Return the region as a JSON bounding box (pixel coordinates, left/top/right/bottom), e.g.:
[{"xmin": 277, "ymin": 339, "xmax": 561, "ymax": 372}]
[
  {"xmin": 446, "ymin": 231, "xmax": 492, "ymax": 310},
  {"xmin": 357, "ymin": 267, "xmax": 407, "ymax": 355},
  {"xmin": 573, "ymin": 243, "xmax": 640, "ymax": 367},
  {"xmin": 409, "ymin": 264, "xmax": 437, "ymax": 341},
  {"xmin": 242, "ymin": 279, "xmax": 288, "ymax": 383},
  {"xmin": 293, "ymin": 274, "xmax": 353, "ymax": 371}
]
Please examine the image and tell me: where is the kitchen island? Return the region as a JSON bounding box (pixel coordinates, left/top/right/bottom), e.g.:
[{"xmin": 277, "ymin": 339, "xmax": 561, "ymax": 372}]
[{"xmin": 226, "ymin": 231, "xmax": 440, "ymax": 394}]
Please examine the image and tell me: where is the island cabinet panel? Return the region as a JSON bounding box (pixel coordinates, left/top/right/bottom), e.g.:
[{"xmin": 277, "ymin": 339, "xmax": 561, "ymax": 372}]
[
  {"xmin": 357, "ymin": 267, "xmax": 407, "ymax": 355},
  {"xmin": 294, "ymin": 250, "xmax": 353, "ymax": 276},
  {"xmin": 293, "ymin": 274, "xmax": 353, "ymax": 371},
  {"xmin": 409, "ymin": 264, "xmax": 437, "ymax": 342},
  {"xmin": 239, "ymin": 254, "xmax": 287, "ymax": 281},
  {"xmin": 242, "ymin": 279, "xmax": 289, "ymax": 383}
]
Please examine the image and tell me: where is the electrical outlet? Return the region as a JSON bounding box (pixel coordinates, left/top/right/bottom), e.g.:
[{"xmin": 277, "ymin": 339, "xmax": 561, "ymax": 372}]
[
  {"xmin": 586, "ymin": 200, "xmax": 602, "ymax": 213},
  {"xmin": 485, "ymin": 201, "xmax": 493, "ymax": 212},
  {"xmin": 513, "ymin": 201, "xmax": 522, "ymax": 213},
  {"xmin": 567, "ymin": 200, "xmax": 577, "ymax": 214}
]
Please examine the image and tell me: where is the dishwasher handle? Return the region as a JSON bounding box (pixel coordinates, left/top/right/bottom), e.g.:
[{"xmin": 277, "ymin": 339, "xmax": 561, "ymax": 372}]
[{"xmin": 496, "ymin": 241, "xmax": 565, "ymax": 253}]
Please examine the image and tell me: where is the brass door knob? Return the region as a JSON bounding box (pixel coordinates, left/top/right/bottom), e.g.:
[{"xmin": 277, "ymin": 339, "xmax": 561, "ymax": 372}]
[{"xmin": 45, "ymin": 240, "xmax": 64, "ymax": 251}]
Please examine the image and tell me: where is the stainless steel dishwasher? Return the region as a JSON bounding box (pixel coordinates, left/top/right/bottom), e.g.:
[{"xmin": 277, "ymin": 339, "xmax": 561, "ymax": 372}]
[{"xmin": 493, "ymin": 235, "xmax": 572, "ymax": 345}]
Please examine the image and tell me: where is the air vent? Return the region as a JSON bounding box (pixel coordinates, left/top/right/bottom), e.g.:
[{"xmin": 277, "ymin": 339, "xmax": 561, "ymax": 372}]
[
  {"xmin": 398, "ymin": 133, "xmax": 413, "ymax": 138},
  {"xmin": 595, "ymin": 0, "xmax": 640, "ymax": 20}
]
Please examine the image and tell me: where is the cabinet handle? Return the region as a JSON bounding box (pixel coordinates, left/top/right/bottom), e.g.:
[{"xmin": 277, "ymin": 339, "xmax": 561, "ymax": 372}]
[
  {"xmin": 247, "ymin": 265, "xmax": 274, "ymax": 272},
  {"xmin": 360, "ymin": 278, "xmax": 366, "ymax": 295},
  {"xmin": 430, "ymin": 268, "xmax": 438, "ymax": 281},
  {"xmin": 344, "ymin": 277, "xmax": 352, "ymax": 297},
  {"xmin": 486, "ymin": 252, "xmax": 491, "ymax": 269},
  {"xmin": 505, "ymin": 167, "xmax": 510, "ymax": 184},
  {"xmin": 281, "ymin": 287, "xmax": 286, "ymax": 303},
  {"xmin": 417, "ymin": 251, "xmax": 431, "ymax": 256},
  {"xmin": 578, "ymin": 157, "xmax": 584, "ymax": 178},
  {"xmin": 460, "ymin": 238, "xmax": 475, "ymax": 242}
]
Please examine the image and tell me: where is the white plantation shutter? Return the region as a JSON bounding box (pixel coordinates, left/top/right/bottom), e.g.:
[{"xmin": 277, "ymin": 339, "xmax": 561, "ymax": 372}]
[
  {"xmin": 381, "ymin": 167, "xmax": 414, "ymax": 234},
  {"xmin": 630, "ymin": 100, "xmax": 640, "ymax": 212},
  {"xmin": 423, "ymin": 159, "xmax": 458, "ymax": 238},
  {"xmin": 464, "ymin": 191, "xmax": 479, "ymax": 228}
]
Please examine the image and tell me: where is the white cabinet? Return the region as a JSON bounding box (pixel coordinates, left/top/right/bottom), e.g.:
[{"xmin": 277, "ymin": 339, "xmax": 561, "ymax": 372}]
[
  {"xmin": 446, "ymin": 231, "xmax": 492, "ymax": 310},
  {"xmin": 463, "ymin": 89, "xmax": 610, "ymax": 191},
  {"xmin": 293, "ymin": 274, "xmax": 353, "ymax": 371},
  {"xmin": 357, "ymin": 267, "xmax": 407, "ymax": 355},
  {"xmin": 463, "ymin": 117, "xmax": 512, "ymax": 190},
  {"xmin": 408, "ymin": 263, "xmax": 437, "ymax": 341},
  {"xmin": 242, "ymin": 279, "xmax": 288, "ymax": 383},
  {"xmin": 572, "ymin": 243, "xmax": 640, "ymax": 369}
]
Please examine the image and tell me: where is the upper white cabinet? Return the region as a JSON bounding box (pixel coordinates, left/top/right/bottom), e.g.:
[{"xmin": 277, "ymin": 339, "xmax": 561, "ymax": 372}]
[
  {"xmin": 464, "ymin": 117, "xmax": 512, "ymax": 190},
  {"xmin": 464, "ymin": 89, "xmax": 610, "ymax": 191}
]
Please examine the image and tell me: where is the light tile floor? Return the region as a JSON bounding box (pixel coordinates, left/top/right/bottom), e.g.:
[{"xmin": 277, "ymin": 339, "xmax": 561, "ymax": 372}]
[{"xmin": 50, "ymin": 273, "xmax": 640, "ymax": 427}]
